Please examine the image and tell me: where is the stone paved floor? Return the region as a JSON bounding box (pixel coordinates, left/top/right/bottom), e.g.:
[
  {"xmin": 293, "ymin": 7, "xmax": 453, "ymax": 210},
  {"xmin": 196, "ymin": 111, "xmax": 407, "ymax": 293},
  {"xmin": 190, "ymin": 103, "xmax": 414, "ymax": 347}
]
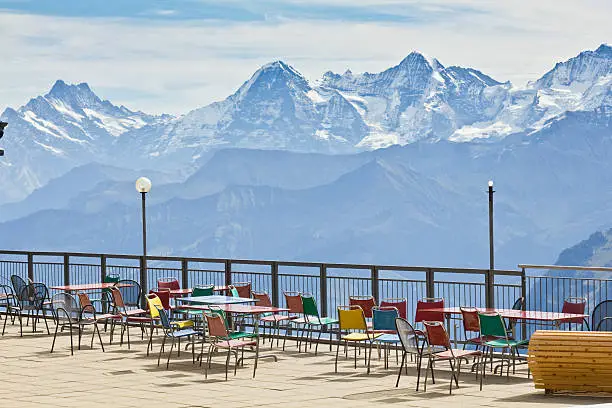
[{"xmin": 0, "ymin": 319, "xmax": 611, "ymax": 407}]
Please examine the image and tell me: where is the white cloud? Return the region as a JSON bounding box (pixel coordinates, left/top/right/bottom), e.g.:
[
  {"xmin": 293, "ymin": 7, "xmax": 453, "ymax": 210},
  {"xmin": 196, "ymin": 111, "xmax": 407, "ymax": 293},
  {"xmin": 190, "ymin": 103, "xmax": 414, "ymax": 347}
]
[{"xmin": 0, "ymin": 1, "xmax": 610, "ymax": 115}]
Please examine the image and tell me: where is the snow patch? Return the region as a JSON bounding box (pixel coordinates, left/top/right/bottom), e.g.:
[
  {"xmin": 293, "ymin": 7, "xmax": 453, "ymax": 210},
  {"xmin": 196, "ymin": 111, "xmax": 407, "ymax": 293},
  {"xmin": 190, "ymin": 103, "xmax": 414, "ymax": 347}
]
[{"xmin": 306, "ymin": 89, "xmax": 326, "ymax": 104}]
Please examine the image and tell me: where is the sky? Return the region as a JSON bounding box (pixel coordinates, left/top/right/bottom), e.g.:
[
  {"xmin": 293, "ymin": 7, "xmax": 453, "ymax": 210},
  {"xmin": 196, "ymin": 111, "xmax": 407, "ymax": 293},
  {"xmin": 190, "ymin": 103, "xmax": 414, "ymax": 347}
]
[{"xmin": 0, "ymin": 0, "xmax": 610, "ymax": 115}]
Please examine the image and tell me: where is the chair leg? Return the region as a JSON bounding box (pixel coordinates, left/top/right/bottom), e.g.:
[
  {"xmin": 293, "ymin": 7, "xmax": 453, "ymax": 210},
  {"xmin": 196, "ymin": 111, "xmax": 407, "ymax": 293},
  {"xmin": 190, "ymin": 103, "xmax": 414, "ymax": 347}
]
[
  {"xmin": 423, "ymin": 357, "xmax": 431, "ymax": 392},
  {"xmin": 315, "ymin": 330, "xmax": 321, "ymax": 356},
  {"xmin": 334, "ymin": 340, "xmax": 341, "ymax": 373},
  {"xmin": 166, "ymin": 337, "xmax": 175, "ymax": 369},
  {"xmin": 50, "ymin": 322, "xmax": 60, "ymax": 353},
  {"xmin": 78, "ymin": 325, "xmax": 83, "ymax": 350},
  {"xmin": 253, "ymin": 339, "xmax": 260, "ymax": 378},
  {"xmin": 225, "ymin": 348, "xmax": 231, "ymax": 380},
  {"xmin": 68, "ymin": 323, "xmax": 74, "ymax": 356},
  {"xmin": 95, "ymin": 323, "xmax": 105, "ymax": 352},
  {"xmin": 416, "ymin": 352, "xmax": 423, "ymax": 391},
  {"xmin": 157, "ymin": 336, "xmax": 167, "ymax": 367},
  {"xmin": 367, "ymin": 341, "xmax": 373, "ymax": 374},
  {"xmin": 396, "ymin": 351, "xmax": 406, "ymax": 387}
]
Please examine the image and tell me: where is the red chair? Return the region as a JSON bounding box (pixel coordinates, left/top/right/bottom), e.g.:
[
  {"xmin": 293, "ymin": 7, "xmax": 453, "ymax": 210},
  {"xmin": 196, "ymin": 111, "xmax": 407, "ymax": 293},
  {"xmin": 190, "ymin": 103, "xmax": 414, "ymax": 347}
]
[
  {"xmin": 232, "ymin": 282, "xmax": 252, "ymax": 298},
  {"xmin": 561, "ymin": 297, "xmax": 588, "ymax": 328},
  {"xmin": 157, "ymin": 277, "xmax": 180, "ymax": 291},
  {"xmin": 282, "ymin": 291, "xmax": 304, "ymax": 351},
  {"xmin": 150, "ymin": 289, "xmax": 173, "ymax": 311},
  {"xmin": 381, "ymin": 298, "xmax": 407, "ymax": 319},
  {"xmin": 415, "ymin": 298, "xmax": 445, "ymax": 324},
  {"xmin": 459, "ymin": 307, "xmax": 499, "ymax": 351},
  {"xmin": 204, "ymin": 311, "xmax": 259, "ymax": 380},
  {"xmin": 349, "ymin": 295, "xmax": 376, "ymax": 318},
  {"xmin": 253, "ymin": 291, "xmax": 298, "ymax": 349},
  {"xmin": 423, "ymin": 321, "xmax": 482, "ymax": 394}
]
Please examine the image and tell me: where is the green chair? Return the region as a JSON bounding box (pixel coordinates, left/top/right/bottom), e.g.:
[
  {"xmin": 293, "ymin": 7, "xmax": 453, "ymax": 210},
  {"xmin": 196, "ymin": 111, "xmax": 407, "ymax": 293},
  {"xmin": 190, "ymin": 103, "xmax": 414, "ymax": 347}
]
[
  {"xmin": 478, "ymin": 312, "xmax": 529, "ymax": 390},
  {"xmin": 174, "ymin": 284, "xmax": 215, "ymax": 325},
  {"xmin": 294, "ymin": 293, "xmax": 338, "ymax": 355},
  {"xmin": 192, "ymin": 285, "xmax": 215, "ymax": 297}
]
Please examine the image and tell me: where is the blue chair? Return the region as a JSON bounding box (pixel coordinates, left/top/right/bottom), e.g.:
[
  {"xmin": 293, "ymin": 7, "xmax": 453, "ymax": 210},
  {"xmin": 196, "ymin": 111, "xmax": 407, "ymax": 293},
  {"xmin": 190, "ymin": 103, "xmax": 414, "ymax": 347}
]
[
  {"xmin": 370, "ymin": 306, "xmax": 401, "ymax": 369},
  {"xmin": 152, "ymin": 303, "xmax": 202, "ymax": 369}
]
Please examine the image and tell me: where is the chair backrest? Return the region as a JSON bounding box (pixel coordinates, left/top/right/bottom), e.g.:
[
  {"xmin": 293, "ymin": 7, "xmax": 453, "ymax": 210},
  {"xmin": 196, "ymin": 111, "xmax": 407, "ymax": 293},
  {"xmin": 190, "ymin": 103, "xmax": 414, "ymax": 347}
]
[
  {"xmin": 110, "ymin": 287, "xmax": 126, "ymax": 310},
  {"xmin": 511, "ymin": 297, "xmax": 524, "ymax": 310},
  {"xmin": 10, "ymin": 274, "xmax": 29, "ymax": 302},
  {"xmin": 155, "ymin": 306, "xmax": 173, "ymax": 330},
  {"xmin": 301, "ymin": 293, "xmax": 320, "ymax": 319},
  {"xmin": 252, "ymin": 291, "xmax": 272, "ymax": 307},
  {"xmin": 52, "ymin": 293, "xmax": 80, "ymax": 321},
  {"xmin": 415, "ymin": 298, "xmax": 444, "ymax": 323},
  {"xmin": 424, "ymin": 321, "xmax": 451, "ymax": 349},
  {"xmin": 192, "ymin": 284, "xmax": 215, "ymax": 297},
  {"xmin": 592, "ymin": 300, "xmax": 612, "ymax": 331},
  {"xmin": 562, "ymin": 297, "xmax": 587, "ymax": 324},
  {"xmin": 228, "ymin": 285, "xmax": 240, "ymax": 298},
  {"xmin": 478, "ymin": 312, "xmax": 508, "ymax": 339},
  {"xmin": 157, "ymin": 277, "xmax": 180, "ymax": 291},
  {"xmin": 232, "ymin": 282, "xmax": 251, "ymax": 298},
  {"xmin": 205, "ymin": 311, "xmax": 229, "ymax": 338},
  {"xmin": 395, "ymin": 318, "xmax": 419, "ymax": 354},
  {"xmin": 104, "ymin": 274, "xmax": 120, "ymax": 283},
  {"xmin": 284, "ymin": 291, "xmax": 303, "ymax": 314},
  {"xmin": 29, "ymin": 283, "xmax": 49, "ymax": 308},
  {"xmin": 338, "ymin": 305, "xmax": 367, "ymax": 331},
  {"xmin": 381, "ymin": 298, "xmax": 407, "ymax": 319},
  {"xmin": 77, "ymin": 292, "xmax": 95, "ymax": 313},
  {"xmin": 349, "ymin": 296, "xmax": 376, "ymax": 318},
  {"xmin": 372, "ymin": 306, "xmax": 399, "ymax": 331},
  {"xmin": 149, "ymin": 290, "xmax": 171, "ymax": 311},
  {"xmin": 117, "ymin": 279, "xmax": 142, "ymax": 307},
  {"xmin": 460, "ymin": 307, "xmax": 480, "ymax": 333},
  {"xmin": 146, "ymin": 294, "xmax": 164, "ymax": 319}
]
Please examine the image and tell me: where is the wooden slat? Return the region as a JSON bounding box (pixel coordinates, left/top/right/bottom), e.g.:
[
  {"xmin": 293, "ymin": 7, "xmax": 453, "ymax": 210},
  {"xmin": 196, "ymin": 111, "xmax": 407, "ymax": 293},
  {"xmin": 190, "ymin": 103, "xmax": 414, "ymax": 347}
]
[{"xmin": 528, "ymin": 330, "xmax": 612, "ymax": 393}]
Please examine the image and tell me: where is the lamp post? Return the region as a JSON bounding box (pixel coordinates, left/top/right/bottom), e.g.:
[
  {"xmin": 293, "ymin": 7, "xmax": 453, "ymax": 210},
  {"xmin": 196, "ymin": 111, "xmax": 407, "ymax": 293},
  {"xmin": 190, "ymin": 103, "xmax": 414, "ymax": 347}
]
[
  {"xmin": 488, "ymin": 180, "xmax": 495, "ymax": 271},
  {"xmin": 135, "ymin": 177, "xmax": 152, "ymax": 270}
]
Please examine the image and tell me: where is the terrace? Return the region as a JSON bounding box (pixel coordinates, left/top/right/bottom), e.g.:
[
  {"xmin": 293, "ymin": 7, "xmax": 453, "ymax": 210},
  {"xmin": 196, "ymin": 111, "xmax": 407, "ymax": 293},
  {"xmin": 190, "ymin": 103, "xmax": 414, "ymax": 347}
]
[{"xmin": 1, "ymin": 250, "xmax": 611, "ymax": 407}]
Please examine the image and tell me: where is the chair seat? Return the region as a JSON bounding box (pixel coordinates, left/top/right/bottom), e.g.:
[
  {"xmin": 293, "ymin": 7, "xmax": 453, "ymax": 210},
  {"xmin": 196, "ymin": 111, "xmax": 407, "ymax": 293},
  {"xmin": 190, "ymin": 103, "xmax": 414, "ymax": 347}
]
[
  {"xmin": 434, "ymin": 349, "xmax": 482, "ymax": 360},
  {"xmin": 171, "ymin": 320, "xmax": 194, "ymax": 329},
  {"xmin": 229, "ymin": 331, "xmax": 257, "ymax": 339},
  {"xmin": 123, "ymin": 308, "xmax": 147, "ymax": 316},
  {"xmin": 126, "ymin": 316, "xmax": 153, "ymax": 323},
  {"xmin": 466, "ymin": 335, "xmax": 502, "ymax": 345},
  {"xmin": 260, "ymin": 314, "xmax": 297, "ymax": 323},
  {"xmin": 342, "ymin": 332, "xmax": 381, "ymax": 342},
  {"xmin": 294, "ymin": 316, "xmax": 338, "ymax": 325},
  {"xmin": 368, "ymin": 329, "xmax": 397, "ymax": 335},
  {"xmin": 169, "ymin": 328, "xmax": 200, "ymax": 338},
  {"xmin": 375, "ymin": 334, "xmax": 400, "ymax": 343},
  {"xmin": 215, "ymin": 339, "xmax": 257, "ymax": 348},
  {"xmin": 483, "ymin": 338, "xmax": 529, "ymax": 348}
]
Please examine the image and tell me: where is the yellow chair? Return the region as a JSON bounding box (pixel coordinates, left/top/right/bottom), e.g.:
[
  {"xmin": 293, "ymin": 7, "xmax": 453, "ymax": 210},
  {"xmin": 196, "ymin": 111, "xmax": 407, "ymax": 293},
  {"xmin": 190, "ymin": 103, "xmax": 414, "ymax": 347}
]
[
  {"xmin": 145, "ymin": 294, "xmax": 194, "ymax": 356},
  {"xmin": 335, "ymin": 305, "xmax": 381, "ymax": 373}
]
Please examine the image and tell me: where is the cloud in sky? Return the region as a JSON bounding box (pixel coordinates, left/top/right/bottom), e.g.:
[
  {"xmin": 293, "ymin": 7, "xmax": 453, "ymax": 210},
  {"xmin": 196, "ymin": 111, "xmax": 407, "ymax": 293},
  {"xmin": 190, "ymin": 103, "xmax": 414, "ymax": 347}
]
[{"xmin": 0, "ymin": 0, "xmax": 610, "ymax": 115}]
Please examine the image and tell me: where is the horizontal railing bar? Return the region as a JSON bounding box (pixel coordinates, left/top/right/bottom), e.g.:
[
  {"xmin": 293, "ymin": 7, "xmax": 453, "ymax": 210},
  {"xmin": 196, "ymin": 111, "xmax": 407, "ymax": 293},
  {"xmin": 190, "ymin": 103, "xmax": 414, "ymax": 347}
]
[{"xmin": 520, "ymin": 264, "xmax": 612, "ymax": 272}]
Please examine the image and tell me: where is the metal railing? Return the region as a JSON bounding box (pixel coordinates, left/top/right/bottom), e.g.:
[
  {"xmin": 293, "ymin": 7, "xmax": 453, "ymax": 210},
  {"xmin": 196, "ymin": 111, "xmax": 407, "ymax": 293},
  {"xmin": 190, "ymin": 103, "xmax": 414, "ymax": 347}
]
[{"xmin": 5, "ymin": 250, "xmax": 610, "ymax": 341}]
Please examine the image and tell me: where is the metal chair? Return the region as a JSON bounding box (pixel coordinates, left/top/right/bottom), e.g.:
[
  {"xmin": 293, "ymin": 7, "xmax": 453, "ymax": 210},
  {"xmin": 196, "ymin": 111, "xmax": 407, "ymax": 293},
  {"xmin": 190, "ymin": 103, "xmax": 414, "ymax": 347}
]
[
  {"xmin": 252, "ymin": 291, "xmax": 296, "ymax": 348},
  {"xmin": 370, "ymin": 306, "xmax": 401, "ymax": 369},
  {"xmin": 13, "ymin": 282, "xmax": 51, "ymax": 335},
  {"xmin": 395, "ymin": 317, "xmax": 428, "ymax": 391},
  {"xmin": 157, "ymin": 277, "xmax": 180, "ymax": 291},
  {"xmin": 50, "ymin": 293, "xmax": 105, "ymax": 355},
  {"xmin": 335, "ymin": 305, "xmax": 380, "ymax": 374},
  {"xmin": 381, "ymin": 298, "xmax": 408, "ymax": 319},
  {"xmin": 506, "ymin": 297, "xmax": 524, "ymax": 339},
  {"xmin": 561, "ymin": 297, "xmax": 589, "ymax": 330},
  {"xmin": 297, "ymin": 293, "xmax": 338, "ymax": 355},
  {"xmin": 232, "ymin": 282, "xmax": 251, "ymax": 299},
  {"xmin": 108, "ymin": 287, "xmax": 151, "ymax": 349},
  {"xmin": 349, "ymin": 295, "xmax": 377, "ymax": 319},
  {"xmin": 592, "ymin": 300, "xmax": 612, "ymax": 331},
  {"xmin": 116, "ymin": 279, "xmax": 143, "ymax": 309},
  {"xmin": 282, "ymin": 291, "xmax": 304, "ymax": 351},
  {"xmin": 423, "ymin": 321, "xmax": 482, "ymax": 394},
  {"xmin": 1, "ymin": 283, "xmax": 20, "ymax": 336},
  {"xmin": 203, "ymin": 310, "xmax": 259, "ymax": 380}
]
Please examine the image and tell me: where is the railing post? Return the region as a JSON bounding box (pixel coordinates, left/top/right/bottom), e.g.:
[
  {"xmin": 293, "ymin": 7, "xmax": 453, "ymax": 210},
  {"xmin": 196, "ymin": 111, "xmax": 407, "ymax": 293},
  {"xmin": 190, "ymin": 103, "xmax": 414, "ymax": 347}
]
[
  {"xmin": 181, "ymin": 259, "xmax": 189, "ymax": 289},
  {"xmin": 320, "ymin": 264, "xmax": 328, "ymax": 317},
  {"xmin": 225, "ymin": 260, "xmax": 232, "ymax": 287},
  {"xmin": 271, "ymin": 261, "xmax": 279, "ymax": 307},
  {"xmin": 521, "ymin": 267, "xmax": 527, "ymax": 340},
  {"xmin": 100, "ymin": 255, "xmax": 107, "ymax": 282},
  {"xmin": 426, "ymin": 268, "xmax": 435, "ymax": 299},
  {"xmin": 485, "ymin": 269, "xmax": 495, "ymax": 308},
  {"xmin": 139, "ymin": 256, "xmax": 147, "ymax": 308},
  {"xmin": 371, "ymin": 266, "xmax": 379, "ymax": 301},
  {"xmin": 27, "ymin": 253, "xmax": 34, "ymax": 282},
  {"xmin": 63, "ymin": 254, "xmax": 70, "ymax": 287}
]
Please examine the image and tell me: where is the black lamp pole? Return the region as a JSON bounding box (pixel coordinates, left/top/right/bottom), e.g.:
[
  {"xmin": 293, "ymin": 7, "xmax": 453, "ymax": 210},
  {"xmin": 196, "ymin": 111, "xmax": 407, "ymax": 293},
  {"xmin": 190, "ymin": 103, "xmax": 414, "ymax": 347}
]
[
  {"xmin": 141, "ymin": 191, "xmax": 147, "ymax": 260},
  {"xmin": 488, "ymin": 180, "xmax": 495, "ymax": 271}
]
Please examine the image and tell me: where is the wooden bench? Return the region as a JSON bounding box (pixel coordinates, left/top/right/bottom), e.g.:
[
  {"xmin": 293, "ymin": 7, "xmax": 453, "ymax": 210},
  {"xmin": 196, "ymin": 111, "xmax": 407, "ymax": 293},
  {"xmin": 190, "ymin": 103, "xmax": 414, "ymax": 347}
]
[{"xmin": 528, "ymin": 330, "xmax": 612, "ymax": 394}]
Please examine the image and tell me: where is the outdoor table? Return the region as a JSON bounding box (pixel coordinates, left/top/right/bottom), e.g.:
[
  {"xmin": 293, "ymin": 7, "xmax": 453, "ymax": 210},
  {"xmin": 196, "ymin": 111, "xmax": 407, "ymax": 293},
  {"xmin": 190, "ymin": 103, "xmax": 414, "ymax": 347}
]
[
  {"xmin": 180, "ymin": 304, "xmax": 290, "ymax": 363},
  {"xmin": 50, "ymin": 282, "xmax": 131, "ymax": 292},
  {"xmin": 176, "ymin": 295, "xmax": 255, "ymax": 305},
  {"xmin": 167, "ymin": 286, "xmax": 228, "ymax": 296}
]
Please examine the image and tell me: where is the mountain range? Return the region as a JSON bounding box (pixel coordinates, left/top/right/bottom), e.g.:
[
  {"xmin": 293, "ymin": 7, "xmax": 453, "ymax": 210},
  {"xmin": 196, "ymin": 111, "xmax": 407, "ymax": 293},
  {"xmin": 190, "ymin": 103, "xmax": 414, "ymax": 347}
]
[{"xmin": 0, "ymin": 44, "xmax": 610, "ymax": 269}]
